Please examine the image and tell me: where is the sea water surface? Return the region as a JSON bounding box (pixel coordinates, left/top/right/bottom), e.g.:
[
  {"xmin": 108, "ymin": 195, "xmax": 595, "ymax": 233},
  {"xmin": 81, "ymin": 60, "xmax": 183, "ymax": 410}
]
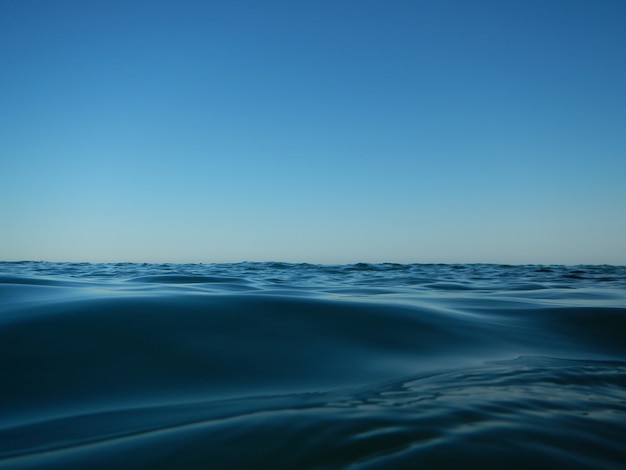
[{"xmin": 1, "ymin": 262, "xmax": 625, "ymax": 469}]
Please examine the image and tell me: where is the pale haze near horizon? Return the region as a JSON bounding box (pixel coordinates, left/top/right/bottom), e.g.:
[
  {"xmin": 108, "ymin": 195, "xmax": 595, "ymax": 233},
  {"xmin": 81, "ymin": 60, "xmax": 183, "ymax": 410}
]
[{"xmin": 1, "ymin": 0, "xmax": 625, "ymax": 265}]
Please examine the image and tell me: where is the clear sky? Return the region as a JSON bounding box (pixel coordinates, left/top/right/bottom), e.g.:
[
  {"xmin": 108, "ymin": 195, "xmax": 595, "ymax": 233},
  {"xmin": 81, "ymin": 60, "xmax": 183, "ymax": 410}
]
[{"xmin": 1, "ymin": 0, "xmax": 625, "ymax": 264}]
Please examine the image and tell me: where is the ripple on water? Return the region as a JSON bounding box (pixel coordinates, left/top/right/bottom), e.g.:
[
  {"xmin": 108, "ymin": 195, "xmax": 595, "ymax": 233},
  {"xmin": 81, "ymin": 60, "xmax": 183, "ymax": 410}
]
[{"xmin": 1, "ymin": 262, "xmax": 625, "ymax": 468}]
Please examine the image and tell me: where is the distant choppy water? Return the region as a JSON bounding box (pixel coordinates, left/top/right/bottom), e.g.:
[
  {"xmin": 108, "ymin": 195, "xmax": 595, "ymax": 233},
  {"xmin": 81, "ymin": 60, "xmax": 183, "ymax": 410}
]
[{"xmin": 1, "ymin": 262, "xmax": 625, "ymax": 469}]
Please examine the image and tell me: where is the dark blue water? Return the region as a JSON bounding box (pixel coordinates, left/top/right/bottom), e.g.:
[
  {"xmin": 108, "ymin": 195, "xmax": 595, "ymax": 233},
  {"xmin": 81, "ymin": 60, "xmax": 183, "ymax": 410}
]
[{"xmin": 1, "ymin": 262, "xmax": 625, "ymax": 469}]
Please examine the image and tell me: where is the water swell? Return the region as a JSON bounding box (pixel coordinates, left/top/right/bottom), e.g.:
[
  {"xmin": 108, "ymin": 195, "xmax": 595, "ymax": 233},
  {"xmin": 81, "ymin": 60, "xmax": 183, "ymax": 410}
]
[
  {"xmin": 2, "ymin": 358, "xmax": 625, "ymax": 469},
  {"xmin": 0, "ymin": 293, "xmax": 505, "ymax": 417},
  {"xmin": 1, "ymin": 262, "xmax": 625, "ymax": 468}
]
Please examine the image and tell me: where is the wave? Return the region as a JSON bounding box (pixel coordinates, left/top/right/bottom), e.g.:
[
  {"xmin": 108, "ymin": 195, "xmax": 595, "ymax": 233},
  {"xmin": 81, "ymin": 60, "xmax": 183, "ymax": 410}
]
[
  {"xmin": 1, "ymin": 262, "xmax": 625, "ymax": 468},
  {"xmin": 2, "ymin": 356, "xmax": 625, "ymax": 469}
]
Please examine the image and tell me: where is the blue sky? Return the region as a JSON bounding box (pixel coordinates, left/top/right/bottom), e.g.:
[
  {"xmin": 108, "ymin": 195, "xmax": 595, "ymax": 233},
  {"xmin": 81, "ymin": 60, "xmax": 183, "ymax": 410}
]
[{"xmin": 1, "ymin": 0, "xmax": 625, "ymax": 264}]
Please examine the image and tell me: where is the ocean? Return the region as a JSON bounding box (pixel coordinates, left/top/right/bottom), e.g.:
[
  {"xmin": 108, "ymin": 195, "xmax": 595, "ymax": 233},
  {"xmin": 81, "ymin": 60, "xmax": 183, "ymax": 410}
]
[{"xmin": 1, "ymin": 262, "xmax": 625, "ymax": 469}]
